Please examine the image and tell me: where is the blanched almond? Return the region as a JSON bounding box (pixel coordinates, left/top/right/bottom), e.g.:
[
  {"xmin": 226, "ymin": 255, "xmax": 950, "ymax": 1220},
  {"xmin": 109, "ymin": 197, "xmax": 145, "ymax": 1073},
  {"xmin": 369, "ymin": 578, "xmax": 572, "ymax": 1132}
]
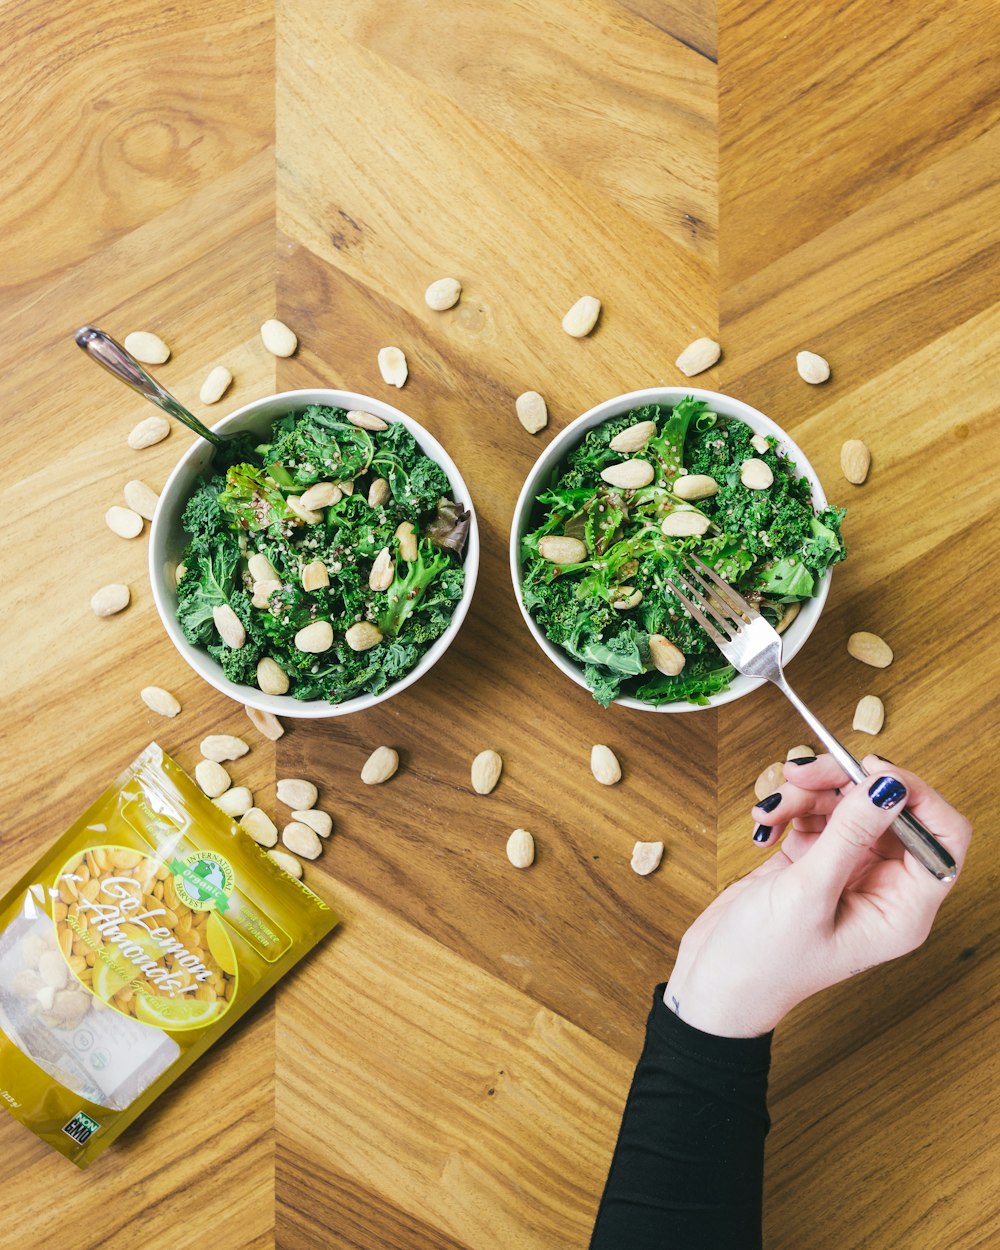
[
  {"xmin": 348, "ymin": 409, "xmax": 389, "ymax": 431},
  {"xmin": 195, "ymin": 760, "xmax": 231, "ymax": 798},
  {"xmin": 252, "ymin": 579, "xmax": 282, "ymax": 609},
  {"xmin": 612, "ymin": 588, "xmax": 642, "ymax": 610},
  {"xmin": 215, "ymin": 786, "xmax": 253, "ymax": 818},
  {"xmin": 213, "ymin": 604, "xmax": 246, "ymax": 649},
  {"xmin": 590, "ymin": 744, "xmax": 622, "ymax": 785},
  {"xmin": 740, "ymin": 458, "xmax": 773, "ymax": 490},
  {"xmin": 277, "ymin": 778, "xmax": 319, "ymax": 810},
  {"xmin": 395, "ymin": 521, "xmax": 418, "ymax": 562},
  {"xmin": 369, "ymin": 547, "xmax": 394, "ymax": 592},
  {"xmin": 538, "ymin": 535, "xmax": 587, "ymax": 564},
  {"xmin": 267, "ymin": 848, "xmax": 303, "ymax": 879},
  {"xmin": 562, "ymin": 295, "xmax": 601, "ymax": 338},
  {"xmin": 241, "ymin": 807, "xmax": 278, "ymax": 847},
  {"xmin": 345, "ymin": 621, "xmax": 383, "ymax": 651},
  {"xmin": 292, "ymin": 809, "xmax": 333, "ymax": 837},
  {"xmin": 661, "ymin": 511, "xmax": 710, "ymax": 537},
  {"xmin": 775, "ymin": 602, "xmax": 800, "ymax": 634},
  {"xmin": 248, "ymin": 553, "xmax": 280, "ymax": 582},
  {"xmin": 301, "ymin": 560, "xmax": 330, "ymax": 591},
  {"xmin": 124, "ymin": 330, "xmax": 170, "ymax": 364},
  {"xmin": 610, "ymin": 420, "xmax": 656, "ymax": 453},
  {"xmin": 123, "ymin": 479, "xmax": 159, "ymax": 520},
  {"xmin": 90, "ymin": 583, "xmax": 131, "ymax": 617},
  {"xmin": 847, "ymin": 631, "xmax": 893, "ymax": 668},
  {"xmin": 260, "ymin": 318, "xmax": 298, "ymax": 357},
  {"xmin": 362, "ymin": 746, "xmax": 398, "ymax": 785},
  {"xmin": 106, "ymin": 506, "xmax": 143, "ymax": 539},
  {"xmin": 295, "ymin": 620, "xmax": 334, "ymax": 653},
  {"xmin": 140, "ymin": 686, "xmax": 181, "ymax": 717},
  {"xmin": 600, "ymin": 459, "xmax": 654, "ymax": 489},
  {"xmin": 201, "ymin": 734, "xmax": 249, "ymax": 762},
  {"xmin": 127, "ymin": 415, "xmax": 170, "ymax": 449},
  {"xmin": 796, "ymin": 350, "xmax": 830, "ymax": 384},
  {"xmin": 755, "ymin": 761, "xmax": 784, "ymax": 800},
  {"xmin": 245, "ymin": 704, "xmax": 285, "ymax": 740},
  {"xmin": 853, "ymin": 694, "xmax": 885, "ymax": 735},
  {"xmin": 425, "ymin": 277, "xmax": 462, "ymax": 310},
  {"xmin": 287, "ymin": 495, "xmax": 324, "ymax": 525},
  {"xmin": 649, "ymin": 635, "xmax": 685, "ymax": 676},
  {"xmin": 506, "ymin": 828, "xmax": 535, "ymax": 868},
  {"xmin": 336, "ymin": 479, "xmax": 355, "ymax": 495},
  {"xmin": 631, "ymin": 841, "xmax": 664, "ymax": 876},
  {"xmin": 377, "ymin": 347, "xmax": 408, "ymax": 388},
  {"xmin": 841, "ymin": 439, "xmax": 871, "ymax": 485},
  {"xmin": 673, "ymin": 474, "xmax": 718, "ymax": 501},
  {"xmin": 675, "ymin": 337, "xmax": 720, "ymax": 376},
  {"xmin": 300, "ymin": 481, "xmax": 342, "ymax": 510},
  {"xmin": 471, "ymin": 750, "xmax": 503, "ymax": 795},
  {"xmin": 368, "ymin": 477, "xmax": 390, "ymax": 507},
  {"xmin": 750, "ymin": 434, "xmax": 771, "ymax": 454},
  {"xmin": 282, "ymin": 821, "xmax": 323, "ymax": 860},
  {"xmin": 200, "ymin": 365, "xmax": 233, "ymax": 404},
  {"xmin": 515, "ymin": 391, "xmax": 548, "ymax": 434},
  {"xmin": 785, "ymin": 744, "xmax": 815, "ymax": 761}
]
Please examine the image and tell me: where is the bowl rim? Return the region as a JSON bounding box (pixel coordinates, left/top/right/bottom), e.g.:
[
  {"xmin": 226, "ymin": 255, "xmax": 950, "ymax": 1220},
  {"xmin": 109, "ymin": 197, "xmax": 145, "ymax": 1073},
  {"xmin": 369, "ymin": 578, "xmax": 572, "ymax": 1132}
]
[
  {"xmin": 508, "ymin": 385, "xmax": 833, "ymax": 713},
  {"xmin": 149, "ymin": 387, "xmax": 479, "ymax": 718}
]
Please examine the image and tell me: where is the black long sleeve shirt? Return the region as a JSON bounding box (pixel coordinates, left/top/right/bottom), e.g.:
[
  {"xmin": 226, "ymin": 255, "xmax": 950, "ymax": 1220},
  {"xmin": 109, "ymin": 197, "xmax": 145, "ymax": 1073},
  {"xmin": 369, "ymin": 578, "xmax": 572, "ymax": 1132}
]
[{"xmin": 590, "ymin": 984, "xmax": 773, "ymax": 1250}]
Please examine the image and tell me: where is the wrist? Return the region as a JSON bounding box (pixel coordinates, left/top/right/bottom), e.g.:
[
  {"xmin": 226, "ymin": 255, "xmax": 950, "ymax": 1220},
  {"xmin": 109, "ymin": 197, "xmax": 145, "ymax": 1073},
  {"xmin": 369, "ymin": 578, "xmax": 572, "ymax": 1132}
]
[{"xmin": 662, "ymin": 978, "xmax": 782, "ymax": 1039}]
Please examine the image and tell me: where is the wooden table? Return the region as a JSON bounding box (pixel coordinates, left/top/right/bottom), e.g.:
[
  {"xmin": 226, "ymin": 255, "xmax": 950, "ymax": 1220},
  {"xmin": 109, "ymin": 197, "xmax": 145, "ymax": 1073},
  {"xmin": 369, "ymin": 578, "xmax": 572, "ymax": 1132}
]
[{"xmin": 2, "ymin": 1, "xmax": 998, "ymax": 1246}]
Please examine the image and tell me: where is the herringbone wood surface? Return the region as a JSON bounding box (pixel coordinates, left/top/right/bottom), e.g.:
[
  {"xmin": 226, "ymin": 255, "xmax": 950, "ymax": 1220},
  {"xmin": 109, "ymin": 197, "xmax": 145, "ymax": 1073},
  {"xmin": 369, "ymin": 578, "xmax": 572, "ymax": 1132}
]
[{"xmin": 1, "ymin": 1, "xmax": 997, "ymax": 1247}]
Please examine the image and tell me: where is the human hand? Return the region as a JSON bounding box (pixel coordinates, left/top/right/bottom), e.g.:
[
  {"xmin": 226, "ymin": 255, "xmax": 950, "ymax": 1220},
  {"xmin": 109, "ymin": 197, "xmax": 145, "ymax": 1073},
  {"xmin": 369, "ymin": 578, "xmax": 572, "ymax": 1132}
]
[{"xmin": 662, "ymin": 754, "xmax": 972, "ymax": 1038}]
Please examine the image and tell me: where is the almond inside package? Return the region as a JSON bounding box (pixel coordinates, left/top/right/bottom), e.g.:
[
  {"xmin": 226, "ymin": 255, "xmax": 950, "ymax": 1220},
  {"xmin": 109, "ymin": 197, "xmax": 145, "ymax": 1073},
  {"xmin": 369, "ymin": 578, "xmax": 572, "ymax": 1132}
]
[{"xmin": 0, "ymin": 743, "xmax": 338, "ymax": 1165}]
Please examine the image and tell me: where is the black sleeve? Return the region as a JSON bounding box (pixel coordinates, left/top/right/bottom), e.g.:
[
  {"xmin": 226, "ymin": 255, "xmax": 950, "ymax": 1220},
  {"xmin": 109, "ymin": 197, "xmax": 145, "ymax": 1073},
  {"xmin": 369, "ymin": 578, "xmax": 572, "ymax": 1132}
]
[{"xmin": 589, "ymin": 983, "xmax": 773, "ymax": 1250}]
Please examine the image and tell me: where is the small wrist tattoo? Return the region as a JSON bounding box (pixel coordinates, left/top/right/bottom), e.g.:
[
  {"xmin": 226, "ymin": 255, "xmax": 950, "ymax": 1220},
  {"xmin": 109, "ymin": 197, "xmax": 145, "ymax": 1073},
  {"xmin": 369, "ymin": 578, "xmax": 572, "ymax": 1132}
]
[{"xmin": 670, "ymin": 995, "xmax": 681, "ymax": 1017}]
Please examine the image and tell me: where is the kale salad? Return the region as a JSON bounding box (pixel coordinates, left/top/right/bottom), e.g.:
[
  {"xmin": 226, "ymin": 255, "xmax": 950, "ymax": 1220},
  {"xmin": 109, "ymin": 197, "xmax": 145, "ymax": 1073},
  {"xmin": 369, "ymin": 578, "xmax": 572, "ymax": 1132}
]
[
  {"xmin": 520, "ymin": 397, "xmax": 846, "ymax": 707},
  {"xmin": 176, "ymin": 405, "xmax": 469, "ymax": 703}
]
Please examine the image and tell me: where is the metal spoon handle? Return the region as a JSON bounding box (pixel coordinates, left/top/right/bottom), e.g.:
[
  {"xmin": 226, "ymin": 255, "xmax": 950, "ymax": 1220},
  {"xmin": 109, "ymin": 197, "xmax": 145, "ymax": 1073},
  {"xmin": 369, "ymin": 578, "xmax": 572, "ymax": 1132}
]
[{"xmin": 74, "ymin": 325, "xmax": 225, "ymax": 448}]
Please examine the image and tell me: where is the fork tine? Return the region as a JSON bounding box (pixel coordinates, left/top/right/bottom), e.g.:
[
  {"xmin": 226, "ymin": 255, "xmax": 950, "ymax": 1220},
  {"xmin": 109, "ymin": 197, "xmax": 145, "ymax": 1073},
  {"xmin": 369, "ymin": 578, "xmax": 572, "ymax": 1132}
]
[
  {"xmin": 686, "ymin": 552, "xmax": 758, "ymax": 619},
  {"xmin": 666, "ymin": 575, "xmax": 732, "ymax": 650},
  {"xmin": 678, "ymin": 559, "xmax": 750, "ymax": 626}
]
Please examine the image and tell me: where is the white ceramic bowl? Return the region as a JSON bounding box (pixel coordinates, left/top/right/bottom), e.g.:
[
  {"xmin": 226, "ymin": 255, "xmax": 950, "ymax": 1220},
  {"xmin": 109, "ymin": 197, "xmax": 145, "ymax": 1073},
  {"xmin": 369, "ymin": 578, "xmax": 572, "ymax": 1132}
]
[
  {"xmin": 509, "ymin": 386, "xmax": 832, "ymax": 712},
  {"xmin": 150, "ymin": 389, "xmax": 479, "ymax": 717}
]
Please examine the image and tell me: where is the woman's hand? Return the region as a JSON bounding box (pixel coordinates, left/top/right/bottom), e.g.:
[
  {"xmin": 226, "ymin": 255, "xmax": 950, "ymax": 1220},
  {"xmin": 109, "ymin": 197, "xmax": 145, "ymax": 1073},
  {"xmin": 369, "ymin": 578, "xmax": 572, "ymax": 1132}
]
[{"xmin": 662, "ymin": 755, "xmax": 972, "ymax": 1038}]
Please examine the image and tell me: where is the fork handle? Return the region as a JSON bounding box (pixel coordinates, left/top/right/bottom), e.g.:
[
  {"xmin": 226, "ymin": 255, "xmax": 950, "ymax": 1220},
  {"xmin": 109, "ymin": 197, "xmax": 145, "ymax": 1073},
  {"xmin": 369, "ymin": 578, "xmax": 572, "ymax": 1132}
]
[{"xmin": 776, "ymin": 678, "xmax": 957, "ymax": 882}]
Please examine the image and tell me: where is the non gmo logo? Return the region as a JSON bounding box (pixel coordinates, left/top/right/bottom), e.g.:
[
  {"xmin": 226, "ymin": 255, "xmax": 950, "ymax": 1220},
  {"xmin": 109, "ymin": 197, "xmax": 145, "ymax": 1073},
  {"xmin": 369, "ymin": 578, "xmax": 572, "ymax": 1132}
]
[{"xmin": 63, "ymin": 1111, "xmax": 100, "ymax": 1145}]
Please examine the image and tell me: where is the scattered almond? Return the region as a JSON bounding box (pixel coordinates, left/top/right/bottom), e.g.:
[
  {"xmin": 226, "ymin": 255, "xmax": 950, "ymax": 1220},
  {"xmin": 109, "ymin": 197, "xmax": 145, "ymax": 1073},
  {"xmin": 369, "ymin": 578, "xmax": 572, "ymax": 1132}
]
[
  {"xmin": 395, "ymin": 520, "xmax": 418, "ymax": 562},
  {"xmin": 775, "ymin": 602, "xmax": 800, "ymax": 634},
  {"xmin": 300, "ymin": 482, "xmax": 342, "ymax": 511},
  {"xmin": 661, "ymin": 511, "xmax": 710, "ymax": 537},
  {"xmin": 199, "ymin": 365, "xmax": 233, "ymax": 404},
  {"xmin": 292, "ymin": 809, "xmax": 333, "ymax": 837},
  {"xmin": 361, "ymin": 746, "xmax": 398, "ymax": 785},
  {"xmin": 348, "ymin": 409, "xmax": 389, "ymax": 431},
  {"xmin": 601, "ymin": 459, "xmax": 654, "ymax": 489},
  {"xmin": 201, "ymin": 734, "xmax": 249, "ymax": 762},
  {"xmin": 673, "ymin": 473, "xmax": 718, "ymax": 501},
  {"xmin": 612, "ymin": 588, "xmax": 643, "ymax": 610},
  {"xmin": 241, "ymin": 807, "xmax": 278, "ymax": 847},
  {"xmin": 245, "ymin": 704, "xmax": 285, "ymax": 740},
  {"xmin": 124, "ymin": 331, "xmax": 170, "ymax": 364},
  {"xmin": 425, "ymin": 277, "xmax": 462, "ymax": 310},
  {"xmin": 248, "ymin": 553, "xmax": 281, "ymax": 582},
  {"xmin": 345, "ymin": 621, "xmax": 384, "ymax": 651},
  {"xmin": 649, "ymin": 635, "xmax": 686, "ymax": 676},
  {"xmin": 287, "ymin": 495, "xmax": 324, "ymax": 525},
  {"xmin": 515, "ymin": 391, "xmax": 548, "ymax": 434},
  {"xmin": 796, "ymin": 350, "xmax": 831, "ymax": 384},
  {"xmin": 123, "ymin": 479, "xmax": 159, "ymax": 520},
  {"xmin": 755, "ymin": 761, "xmax": 784, "ymax": 800},
  {"xmin": 610, "ymin": 420, "xmax": 656, "ymax": 453},
  {"xmin": 785, "ymin": 745, "xmax": 815, "ymax": 761},
  {"xmin": 260, "ymin": 318, "xmax": 297, "ymax": 357},
  {"xmin": 277, "ymin": 779, "xmax": 319, "ymax": 810},
  {"xmin": 106, "ymin": 506, "xmax": 143, "ymax": 539},
  {"xmin": 377, "ymin": 346, "xmax": 408, "ymax": 387},
  {"xmin": 750, "ymin": 433, "xmax": 771, "ymax": 454},
  {"xmin": 140, "ymin": 686, "xmax": 180, "ymax": 717},
  {"xmin": 215, "ymin": 786, "xmax": 253, "ymax": 818},
  {"xmin": 368, "ymin": 477, "xmax": 390, "ymax": 507},
  {"xmin": 369, "ymin": 547, "xmax": 395, "ymax": 592},
  {"xmin": 675, "ymin": 337, "xmax": 720, "ymax": 376},
  {"xmin": 195, "ymin": 760, "xmax": 231, "ymax": 798},
  {"xmin": 267, "ymin": 848, "xmax": 303, "ymax": 879},
  {"xmin": 175, "ymin": 563, "xmax": 187, "ymax": 585},
  {"xmin": 506, "ymin": 828, "xmax": 535, "ymax": 869},
  {"xmin": 282, "ymin": 821, "xmax": 323, "ymax": 860},
  {"xmin": 590, "ymin": 744, "xmax": 622, "ymax": 785},
  {"xmin": 213, "ymin": 604, "xmax": 246, "ymax": 649},
  {"xmin": 853, "ymin": 694, "xmax": 885, "ymax": 735},
  {"xmin": 301, "ymin": 559, "xmax": 330, "ymax": 592},
  {"xmin": 538, "ymin": 535, "xmax": 587, "ymax": 564},
  {"xmin": 562, "ymin": 295, "xmax": 601, "ymax": 338},
  {"xmin": 471, "ymin": 750, "xmax": 503, "ymax": 795},
  {"xmin": 740, "ymin": 458, "xmax": 774, "ymax": 490},
  {"xmin": 847, "ymin": 631, "xmax": 893, "ymax": 668},
  {"xmin": 841, "ymin": 439, "xmax": 871, "ymax": 485},
  {"xmin": 631, "ymin": 841, "xmax": 664, "ymax": 876},
  {"xmin": 90, "ymin": 583, "xmax": 131, "ymax": 617},
  {"xmin": 252, "ymin": 579, "xmax": 282, "ymax": 609},
  {"xmin": 295, "ymin": 620, "xmax": 334, "ymax": 653},
  {"xmin": 127, "ymin": 415, "xmax": 170, "ymax": 449}
]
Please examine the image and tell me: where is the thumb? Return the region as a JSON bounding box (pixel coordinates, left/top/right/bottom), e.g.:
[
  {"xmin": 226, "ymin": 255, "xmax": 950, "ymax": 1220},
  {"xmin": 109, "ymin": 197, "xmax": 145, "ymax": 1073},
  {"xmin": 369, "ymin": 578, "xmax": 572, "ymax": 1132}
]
[{"xmin": 800, "ymin": 773, "xmax": 907, "ymax": 895}]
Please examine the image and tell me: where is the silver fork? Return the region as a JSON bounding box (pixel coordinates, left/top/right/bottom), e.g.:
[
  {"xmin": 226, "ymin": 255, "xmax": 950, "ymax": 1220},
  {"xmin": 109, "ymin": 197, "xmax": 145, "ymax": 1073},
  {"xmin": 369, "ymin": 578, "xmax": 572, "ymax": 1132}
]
[{"xmin": 668, "ymin": 553, "xmax": 956, "ymax": 881}]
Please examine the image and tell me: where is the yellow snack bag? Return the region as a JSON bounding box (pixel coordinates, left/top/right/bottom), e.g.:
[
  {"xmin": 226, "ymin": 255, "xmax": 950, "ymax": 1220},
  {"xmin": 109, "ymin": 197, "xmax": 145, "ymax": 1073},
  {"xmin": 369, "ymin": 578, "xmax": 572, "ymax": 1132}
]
[{"xmin": 0, "ymin": 742, "xmax": 338, "ymax": 1165}]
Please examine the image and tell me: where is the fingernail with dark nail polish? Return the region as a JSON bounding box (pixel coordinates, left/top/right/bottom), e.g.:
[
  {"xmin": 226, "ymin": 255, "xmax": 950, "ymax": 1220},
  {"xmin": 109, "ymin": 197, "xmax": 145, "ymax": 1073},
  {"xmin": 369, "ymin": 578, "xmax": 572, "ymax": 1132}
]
[
  {"xmin": 787, "ymin": 756, "xmax": 815, "ymax": 766},
  {"xmin": 757, "ymin": 792, "xmax": 782, "ymax": 813},
  {"xmin": 753, "ymin": 825, "xmax": 771, "ymax": 843},
  {"xmin": 869, "ymin": 775, "xmax": 906, "ymax": 809}
]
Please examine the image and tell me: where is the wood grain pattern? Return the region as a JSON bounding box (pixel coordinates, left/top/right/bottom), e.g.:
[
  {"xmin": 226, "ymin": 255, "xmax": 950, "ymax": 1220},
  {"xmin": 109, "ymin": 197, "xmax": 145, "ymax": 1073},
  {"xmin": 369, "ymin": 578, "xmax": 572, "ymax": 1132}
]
[{"xmin": 2, "ymin": 0, "xmax": 999, "ymax": 1247}]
